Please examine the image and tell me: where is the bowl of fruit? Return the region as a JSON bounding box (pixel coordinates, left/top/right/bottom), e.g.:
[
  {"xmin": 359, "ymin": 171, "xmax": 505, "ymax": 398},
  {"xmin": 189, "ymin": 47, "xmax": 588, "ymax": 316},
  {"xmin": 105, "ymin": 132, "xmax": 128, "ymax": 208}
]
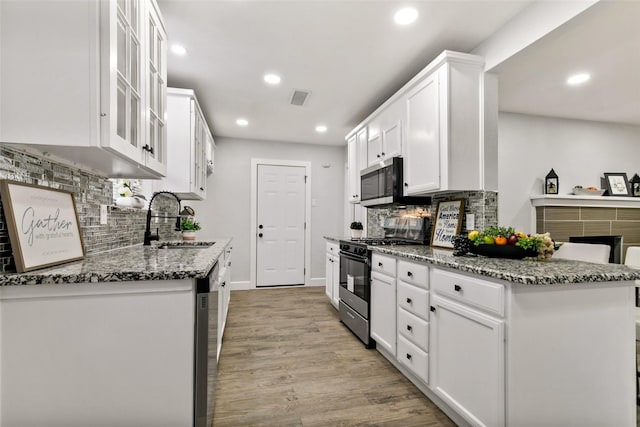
[
  {"xmin": 572, "ymin": 186, "xmax": 605, "ymax": 196},
  {"xmin": 467, "ymin": 227, "xmax": 554, "ymax": 259}
]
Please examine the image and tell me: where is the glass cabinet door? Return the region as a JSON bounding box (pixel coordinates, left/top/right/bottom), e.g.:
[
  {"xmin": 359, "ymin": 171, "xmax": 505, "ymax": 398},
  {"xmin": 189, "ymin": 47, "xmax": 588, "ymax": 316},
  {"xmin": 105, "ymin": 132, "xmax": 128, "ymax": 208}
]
[
  {"xmin": 115, "ymin": 0, "xmax": 142, "ymax": 152},
  {"xmin": 145, "ymin": 0, "xmax": 167, "ymax": 175}
]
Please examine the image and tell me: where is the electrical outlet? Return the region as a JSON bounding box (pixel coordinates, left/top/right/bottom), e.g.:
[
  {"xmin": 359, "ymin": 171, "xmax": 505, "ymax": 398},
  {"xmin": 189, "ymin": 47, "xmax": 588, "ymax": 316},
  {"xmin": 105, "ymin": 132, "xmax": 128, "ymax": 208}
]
[
  {"xmin": 466, "ymin": 213, "xmax": 475, "ymax": 231},
  {"xmin": 100, "ymin": 204, "xmax": 108, "ymax": 225}
]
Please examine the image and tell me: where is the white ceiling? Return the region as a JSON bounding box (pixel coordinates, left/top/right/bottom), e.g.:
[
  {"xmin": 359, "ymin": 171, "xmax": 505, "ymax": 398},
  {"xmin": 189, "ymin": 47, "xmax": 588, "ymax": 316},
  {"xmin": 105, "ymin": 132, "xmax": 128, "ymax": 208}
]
[
  {"xmin": 493, "ymin": 0, "xmax": 640, "ymax": 126},
  {"xmin": 157, "ymin": 0, "xmax": 532, "ymax": 146}
]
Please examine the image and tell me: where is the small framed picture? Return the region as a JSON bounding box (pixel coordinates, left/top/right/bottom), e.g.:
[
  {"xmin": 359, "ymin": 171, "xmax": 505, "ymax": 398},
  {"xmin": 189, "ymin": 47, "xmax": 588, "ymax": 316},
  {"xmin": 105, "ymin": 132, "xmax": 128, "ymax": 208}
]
[{"xmin": 604, "ymin": 173, "xmax": 631, "ymax": 197}]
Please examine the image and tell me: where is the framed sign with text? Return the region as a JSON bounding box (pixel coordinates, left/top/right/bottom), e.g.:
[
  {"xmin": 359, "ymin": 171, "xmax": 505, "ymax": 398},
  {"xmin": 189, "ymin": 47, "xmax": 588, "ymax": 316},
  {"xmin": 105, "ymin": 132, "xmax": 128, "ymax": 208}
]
[
  {"xmin": 430, "ymin": 199, "xmax": 465, "ymax": 249},
  {"xmin": 0, "ymin": 180, "xmax": 85, "ymax": 272}
]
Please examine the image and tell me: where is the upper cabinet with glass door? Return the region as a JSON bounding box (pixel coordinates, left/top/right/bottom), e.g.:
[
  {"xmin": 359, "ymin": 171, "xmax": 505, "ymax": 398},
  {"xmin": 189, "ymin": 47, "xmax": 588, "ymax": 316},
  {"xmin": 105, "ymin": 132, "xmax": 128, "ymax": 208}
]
[{"xmin": 0, "ymin": 0, "xmax": 167, "ymax": 178}]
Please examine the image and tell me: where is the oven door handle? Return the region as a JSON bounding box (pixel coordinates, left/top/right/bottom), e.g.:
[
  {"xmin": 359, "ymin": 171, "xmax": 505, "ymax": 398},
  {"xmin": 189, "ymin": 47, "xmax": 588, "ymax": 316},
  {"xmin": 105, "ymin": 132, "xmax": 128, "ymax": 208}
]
[{"xmin": 339, "ymin": 252, "xmax": 370, "ymax": 266}]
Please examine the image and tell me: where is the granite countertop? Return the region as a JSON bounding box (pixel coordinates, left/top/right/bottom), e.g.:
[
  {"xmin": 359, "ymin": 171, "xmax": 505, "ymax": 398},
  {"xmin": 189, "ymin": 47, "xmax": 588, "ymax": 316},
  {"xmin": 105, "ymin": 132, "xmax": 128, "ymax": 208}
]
[
  {"xmin": 371, "ymin": 245, "xmax": 640, "ymax": 285},
  {"xmin": 0, "ymin": 238, "xmax": 232, "ymax": 286}
]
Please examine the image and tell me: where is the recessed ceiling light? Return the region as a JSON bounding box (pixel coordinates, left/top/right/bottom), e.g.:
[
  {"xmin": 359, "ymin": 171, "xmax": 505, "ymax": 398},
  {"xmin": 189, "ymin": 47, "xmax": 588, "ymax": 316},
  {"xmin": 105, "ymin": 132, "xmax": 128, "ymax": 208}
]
[
  {"xmin": 236, "ymin": 118, "xmax": 249, "ymax": 126},
  {"xmin": 394, "ymin": 7, "xmax": 418, "ymax": 25},
  {"xmin": 567, "ymin": 73, "xmax": 590, "ymax": 86},
  {"xmin": 171, "ymin": 44, "xmax": 187, "ymax": 56},
  {"xmin": 315, "ymin": 125, "xmax": 327, "ymax": 133},
  {"xmin": 263, "ymin": 73, "xmax": 281, "ymax": 85}
]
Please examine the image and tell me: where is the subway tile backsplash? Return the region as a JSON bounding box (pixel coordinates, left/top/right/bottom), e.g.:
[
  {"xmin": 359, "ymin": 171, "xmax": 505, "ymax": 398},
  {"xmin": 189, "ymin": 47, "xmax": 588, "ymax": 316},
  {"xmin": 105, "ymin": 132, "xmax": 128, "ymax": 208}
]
[{"xmin": 0, "ymin": 146, "xmax": 180, "ymax": 273}]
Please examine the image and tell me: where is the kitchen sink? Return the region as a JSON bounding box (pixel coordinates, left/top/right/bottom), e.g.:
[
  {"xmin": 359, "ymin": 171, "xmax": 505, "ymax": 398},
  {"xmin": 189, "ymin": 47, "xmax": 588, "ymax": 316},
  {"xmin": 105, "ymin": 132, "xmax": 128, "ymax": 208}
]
[{"xmin": 157, "ymin": 241, "xmax": 215, "ymax": 249}]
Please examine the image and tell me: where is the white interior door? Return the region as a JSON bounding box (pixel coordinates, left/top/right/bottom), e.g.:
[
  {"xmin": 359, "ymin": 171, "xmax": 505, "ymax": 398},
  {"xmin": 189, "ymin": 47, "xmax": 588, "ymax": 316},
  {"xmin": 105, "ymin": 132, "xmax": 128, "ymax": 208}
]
[{"xmin": 256, "ymin": 164, "xmax": 306, "ymax": 287}]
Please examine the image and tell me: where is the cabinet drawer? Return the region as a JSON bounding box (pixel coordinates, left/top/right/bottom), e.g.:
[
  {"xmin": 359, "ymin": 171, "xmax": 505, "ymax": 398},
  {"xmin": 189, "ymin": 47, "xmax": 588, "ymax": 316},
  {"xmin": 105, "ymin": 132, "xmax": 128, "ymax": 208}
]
[
  {"xmin": 326, "ymin": 242, "xmax": 339, "ymax": 255},
  {"xmin": 371, "ymin": 253, "xmax": 396, "ymax": 276},
  {"xmin": 398, "ymin": 308, "xmax": 429, "ymax": 352},
  {"xmin": 398, "ymin": 280, "xmax": 430, "ymax": 320},
  {"xmin": 397, "ymin": 260, "xmax": 428, "ymax": 289},
  {"xmin": 431, "ymin": 268, "xmax": 504, "ymax": 317},
  {"xmin": 397, "ymin": 334, "xmax": 429, "ymax": 384}
]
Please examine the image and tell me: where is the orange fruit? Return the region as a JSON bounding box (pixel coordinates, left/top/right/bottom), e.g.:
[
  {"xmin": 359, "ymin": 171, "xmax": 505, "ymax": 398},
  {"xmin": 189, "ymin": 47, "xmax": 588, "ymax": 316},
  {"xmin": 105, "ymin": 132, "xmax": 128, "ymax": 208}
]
[{"xmin": 495, "ymin": 236, "xmax": 507, "ymax": 245}]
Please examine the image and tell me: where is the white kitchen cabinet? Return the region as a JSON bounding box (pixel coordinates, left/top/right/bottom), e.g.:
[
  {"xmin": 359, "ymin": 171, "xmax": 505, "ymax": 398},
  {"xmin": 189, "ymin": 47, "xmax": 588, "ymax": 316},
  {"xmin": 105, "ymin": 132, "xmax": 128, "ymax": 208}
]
[
  {"xmin": 157, "ymin": 88, "xmax": 213, "ymax": 200},
  {"xmin": 430, "ymin": 294, "xmax": 504, "ymax": 427},
  {"xmin": 365, "ymin": 101, "xmax": 404, "ymax": 168},
  {"xmin": 325, "ymin": 242, "xmax": 340, "ymax": 309},
  {"xmin": 347, "ymin": 135, "xmax": 359, "ymax": 203},
  {"xmin": 347, "ymin": 127, "xmax": 368, "ymax": 203},
  {"xmin": 217, "ymin": 244, "xmax": 232, "ymax": 361},
  {"xmin": 370, "ymin": 253, "xmax": 397, "ymax": 356},
  {"xmin": 0, "ymin": 0, "xmax": 167, "ymax": 178},
  {"xmin": 404, "ymin": 52, "xmax": 484, "ymax": 195}
]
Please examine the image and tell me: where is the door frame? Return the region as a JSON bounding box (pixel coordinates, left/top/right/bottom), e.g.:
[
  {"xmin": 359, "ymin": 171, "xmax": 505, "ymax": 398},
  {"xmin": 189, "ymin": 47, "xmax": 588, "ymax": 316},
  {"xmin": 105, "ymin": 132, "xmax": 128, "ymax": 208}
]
[{"xmin": 250, "ymin": 159, "xmax": 311, "ymax": 289}]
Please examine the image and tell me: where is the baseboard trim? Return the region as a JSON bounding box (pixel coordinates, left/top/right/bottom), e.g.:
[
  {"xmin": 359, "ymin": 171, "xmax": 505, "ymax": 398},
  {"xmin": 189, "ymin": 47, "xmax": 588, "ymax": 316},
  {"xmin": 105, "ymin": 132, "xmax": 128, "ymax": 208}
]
[
  {"xmin": 230, "ymin": 281, "xmax": 252, "ymax": 291},
  {"xmin": 308, "ymin": 277, "xmax": 325, "ymax": 287}
]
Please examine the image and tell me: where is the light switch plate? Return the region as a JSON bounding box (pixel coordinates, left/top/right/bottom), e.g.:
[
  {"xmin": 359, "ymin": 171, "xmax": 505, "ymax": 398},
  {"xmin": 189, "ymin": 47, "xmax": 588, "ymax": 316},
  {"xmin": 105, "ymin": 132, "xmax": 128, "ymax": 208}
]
[
  {"xmin": 465, "ymin": 213, "xmax": 475, "ymax": 231},
  {"xmin": 100, "ymin": 204, "xmax": 108, "ymax": 225}
]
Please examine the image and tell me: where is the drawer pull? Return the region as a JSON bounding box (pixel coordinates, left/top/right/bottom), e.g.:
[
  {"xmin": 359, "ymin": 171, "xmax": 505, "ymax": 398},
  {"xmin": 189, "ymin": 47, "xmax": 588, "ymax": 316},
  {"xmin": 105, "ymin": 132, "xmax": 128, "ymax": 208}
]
[
  {"xmin": 378, "ymin": 262, "xmax": 383, "ymax": 267},
  {"xmin": 406, "ymin": 353, "xmax": 412, "ymax": 360},
  {"xmin": 430, "ymin": 306, "xmax": 436, "ymax": 313},
  {"xmin": 406, "ymin": 325, "xmax": 413, "ymax": 332},
  {"xmin": 454, "ymin": 284, "xmax": 462, "ymax": 292},
  {"xmin": 407, "ymin": 271, "xmax": 413, "ymax": 277},
  {"xmin": 346, "ymin": 312, "xmax": 355, "ymax": 320},
  {"xmin": 406, "ymin": 297, "xmax": 412, "ymax": 304}
]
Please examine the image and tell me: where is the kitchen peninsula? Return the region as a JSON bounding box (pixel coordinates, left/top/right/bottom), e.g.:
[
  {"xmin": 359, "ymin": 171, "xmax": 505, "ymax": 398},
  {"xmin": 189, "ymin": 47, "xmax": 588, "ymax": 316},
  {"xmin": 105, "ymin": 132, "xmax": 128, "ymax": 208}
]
[
  {"xmin": 328, "ymin": 237, "xmax": 640, "ymax": 427},
  {"xmin": 0, "ymin": 238, "xmax": 232, "ymax": 427}
]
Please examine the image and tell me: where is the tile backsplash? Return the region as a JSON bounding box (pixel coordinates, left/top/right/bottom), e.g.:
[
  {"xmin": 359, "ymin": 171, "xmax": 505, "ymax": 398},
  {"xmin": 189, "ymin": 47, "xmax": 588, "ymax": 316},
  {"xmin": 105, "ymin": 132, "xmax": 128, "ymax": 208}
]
[
  {"xmin": 366, "ymin": 190, "xmax": 498, "ymax": 241},
  {"xmin": 0, "ymin": 146, "xmax": 180, "ymax": 273}
]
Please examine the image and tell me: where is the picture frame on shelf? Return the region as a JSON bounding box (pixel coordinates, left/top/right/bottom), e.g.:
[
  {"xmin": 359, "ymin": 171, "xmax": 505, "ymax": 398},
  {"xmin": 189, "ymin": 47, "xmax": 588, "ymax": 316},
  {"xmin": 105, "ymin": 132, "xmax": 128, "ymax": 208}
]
[
  {"xmin": 603, "ymin": 173, "xmax": 631, "ymax": 197},
  {"xmin": 0, "ymin": 180, "xmax": 85, "ymax": 272},
  {"xmin": 430, "ymin": 199, "xmax": 465, "ymax": 249}
]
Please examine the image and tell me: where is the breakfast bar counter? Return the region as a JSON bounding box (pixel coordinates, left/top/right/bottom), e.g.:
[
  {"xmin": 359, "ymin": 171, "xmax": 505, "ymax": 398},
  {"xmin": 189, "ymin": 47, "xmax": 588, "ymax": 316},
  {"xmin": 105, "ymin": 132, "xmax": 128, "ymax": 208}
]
[{"xmin": 369, "ymin": 244, "xmax": 640, "ymax": 285}]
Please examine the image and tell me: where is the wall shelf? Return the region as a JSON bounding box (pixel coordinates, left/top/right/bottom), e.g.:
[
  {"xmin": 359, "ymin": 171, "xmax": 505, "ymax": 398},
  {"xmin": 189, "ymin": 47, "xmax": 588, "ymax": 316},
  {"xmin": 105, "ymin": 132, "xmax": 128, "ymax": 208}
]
[{"xmin": 530, "ymin": 195, "xmax": 640, "ymax": 209}]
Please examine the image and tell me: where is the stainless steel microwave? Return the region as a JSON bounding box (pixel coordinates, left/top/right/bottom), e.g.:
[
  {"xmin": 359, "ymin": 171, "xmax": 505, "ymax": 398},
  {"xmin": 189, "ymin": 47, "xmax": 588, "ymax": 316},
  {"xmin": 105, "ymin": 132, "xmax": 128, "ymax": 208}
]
[{"xmin": 360, "ymin": 157, "xmax": 431, "ymax": 207}]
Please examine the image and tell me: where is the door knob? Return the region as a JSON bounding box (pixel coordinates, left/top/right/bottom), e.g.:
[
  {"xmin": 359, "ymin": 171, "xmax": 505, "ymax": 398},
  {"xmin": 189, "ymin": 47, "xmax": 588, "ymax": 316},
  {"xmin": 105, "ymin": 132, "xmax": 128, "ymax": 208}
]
[{"xmin": 258, "ymin": 233, "xmax": 263, "ymax": 238}]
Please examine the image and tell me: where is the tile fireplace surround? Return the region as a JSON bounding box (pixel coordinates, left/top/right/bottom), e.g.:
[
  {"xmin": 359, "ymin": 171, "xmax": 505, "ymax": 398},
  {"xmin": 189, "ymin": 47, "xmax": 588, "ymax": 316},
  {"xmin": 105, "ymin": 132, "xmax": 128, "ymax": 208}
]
[{"xmin": 533, "ymin": 196, "xmax": 640, "ymax": 262}]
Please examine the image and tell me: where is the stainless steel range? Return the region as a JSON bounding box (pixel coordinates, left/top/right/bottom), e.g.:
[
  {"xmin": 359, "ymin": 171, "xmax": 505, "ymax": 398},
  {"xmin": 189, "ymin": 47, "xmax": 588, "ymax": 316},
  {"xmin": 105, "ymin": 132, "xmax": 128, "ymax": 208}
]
[{"xmin": 338, "ymin": 216, "xmax": 429, "ymax": 347}]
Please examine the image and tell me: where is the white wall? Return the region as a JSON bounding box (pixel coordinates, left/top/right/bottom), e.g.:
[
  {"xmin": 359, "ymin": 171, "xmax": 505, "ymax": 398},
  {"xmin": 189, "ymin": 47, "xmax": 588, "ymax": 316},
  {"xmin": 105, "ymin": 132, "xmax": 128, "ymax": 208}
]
[
  {"xmin": 498, "ymin": 112, "xmax": 640, "ymax": 231},
  {"xmin": 190, "ymin": 137, "xmax": 345, "ymax": 285}
]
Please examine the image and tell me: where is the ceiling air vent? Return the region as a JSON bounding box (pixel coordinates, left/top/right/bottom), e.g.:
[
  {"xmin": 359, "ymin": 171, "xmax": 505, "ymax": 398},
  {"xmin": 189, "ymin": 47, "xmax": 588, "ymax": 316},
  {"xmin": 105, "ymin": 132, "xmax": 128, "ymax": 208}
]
[{"xmin": 290, "ymin": 89, "xmax": 311, "ymax": 106}]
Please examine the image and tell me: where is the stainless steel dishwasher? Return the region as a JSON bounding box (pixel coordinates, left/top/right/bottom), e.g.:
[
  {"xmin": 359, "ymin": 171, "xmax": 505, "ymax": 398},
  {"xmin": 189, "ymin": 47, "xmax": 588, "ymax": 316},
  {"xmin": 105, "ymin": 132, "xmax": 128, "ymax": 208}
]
[{"xmin": 194, "ymin": 261, "xmax": 219, "ymax": 427}]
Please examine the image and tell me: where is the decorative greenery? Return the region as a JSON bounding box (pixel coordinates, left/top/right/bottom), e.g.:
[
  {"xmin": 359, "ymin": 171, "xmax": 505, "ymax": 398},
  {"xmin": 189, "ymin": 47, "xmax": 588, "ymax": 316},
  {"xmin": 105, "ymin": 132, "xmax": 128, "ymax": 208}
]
[
  {"xmin": 468, "ymin": 226, "xmax": 554, "ymax": 259},
  {"xmin": 350, "ymin": 221, "xmax": 363, "ymax": 230},
  {"xmin": 180, "ymin": 218, "xmax": 201, "ymax": 232},
  {"xmin": 114, "ymin": 178, "xmax": 146, "ymax": 200}
]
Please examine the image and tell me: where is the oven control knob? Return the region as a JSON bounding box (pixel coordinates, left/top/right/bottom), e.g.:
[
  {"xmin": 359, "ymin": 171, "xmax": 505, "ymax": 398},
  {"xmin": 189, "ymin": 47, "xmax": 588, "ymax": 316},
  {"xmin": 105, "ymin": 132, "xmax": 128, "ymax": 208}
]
[{"xmin": 358, "ymin": 248, "xmax": 367, "ymax": 255}]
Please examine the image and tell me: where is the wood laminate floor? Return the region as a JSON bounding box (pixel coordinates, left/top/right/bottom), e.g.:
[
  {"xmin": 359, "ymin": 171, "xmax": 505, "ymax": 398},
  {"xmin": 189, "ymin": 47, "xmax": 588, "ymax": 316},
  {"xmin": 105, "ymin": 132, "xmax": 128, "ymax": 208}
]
[{"xmin": 213, "ymin": 287, "xmax": 455, "ymax": 427}]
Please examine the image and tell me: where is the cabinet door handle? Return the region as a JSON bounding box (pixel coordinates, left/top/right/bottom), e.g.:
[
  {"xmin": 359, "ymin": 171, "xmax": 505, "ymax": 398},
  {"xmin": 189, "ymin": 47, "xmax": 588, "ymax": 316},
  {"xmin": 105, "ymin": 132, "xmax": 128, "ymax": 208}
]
[
  {"xmin": 258, "ymin": 233, "xmax": 263, "ymax": 238},
  {"xmin": 404, "ymin": 182, "xmax": 408, "ymax": 187},
  {"xmin": 378, "ymin": 262, "xmax": 383, "ymax": 267},
  {"xmin": 381, "ymin": 152, "xmax": 385, "ymax": 156},
  {"xmin": 376, "ymin": 154, "xmax": 381, "ymax": 158},
  {"xmin": 199, "ymin": 187, "xmax": 204, "ymax": 191},
  {"xmin": 142, "ymin": 144, "xmax": 154, "ymax": 154},
  {"xmin": 406, "ymin": 298, "xmax": 412, "ymax": 304},
  {"xmin": 407, "ymin": 271, "xmax": 413, "ymax": 277},
  {"xmin": 406, "ymin": 325, "xmax": 413, "ymax": 332},
  {"xmin": 454, "ymin": 284, "xmax": 462, "ymax": 292},
  {"xmin": 430, "ymin": 306, "xmax": 436, "ymax": 312},
  {"xmin": 406, "ymin": 353, "xmax": 412, "ymax": 360}
]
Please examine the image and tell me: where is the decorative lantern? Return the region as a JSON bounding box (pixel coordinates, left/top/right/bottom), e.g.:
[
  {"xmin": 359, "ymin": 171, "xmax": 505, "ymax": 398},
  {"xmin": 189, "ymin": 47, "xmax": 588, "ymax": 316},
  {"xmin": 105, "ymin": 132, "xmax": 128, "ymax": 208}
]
[
  {"xmin": 545, "ymin": 169, "xmax": 559, "ymax": 195},
  {"xmin": 630, "ymin": 174, "xmax": 640, "ymax": 197}
]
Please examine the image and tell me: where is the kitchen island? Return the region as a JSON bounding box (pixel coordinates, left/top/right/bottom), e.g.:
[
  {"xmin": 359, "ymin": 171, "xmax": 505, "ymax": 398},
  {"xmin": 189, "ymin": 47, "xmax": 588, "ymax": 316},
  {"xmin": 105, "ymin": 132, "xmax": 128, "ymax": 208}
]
[
  {"xmin": 326, "ymin": 237, "xmax": 640, "ymax": 426},
  {"xmin": 363, "ymin": 244, "xmax": 639, "ymax": 427},
  {"xmin": 0, "ymin": 238, "xmax": 232, "ymax": 427}
]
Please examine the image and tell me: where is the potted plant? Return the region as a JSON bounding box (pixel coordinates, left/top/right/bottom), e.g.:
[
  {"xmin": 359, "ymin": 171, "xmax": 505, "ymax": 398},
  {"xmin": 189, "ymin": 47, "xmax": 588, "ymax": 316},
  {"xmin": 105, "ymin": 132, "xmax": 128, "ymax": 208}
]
[
  {"xmin": 350, "ymin": 221, "xmax": 363, "ymax": 239},
  {"xmin": 180, "ymin": 218, "xmax": 201, "ymax": 241}
]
